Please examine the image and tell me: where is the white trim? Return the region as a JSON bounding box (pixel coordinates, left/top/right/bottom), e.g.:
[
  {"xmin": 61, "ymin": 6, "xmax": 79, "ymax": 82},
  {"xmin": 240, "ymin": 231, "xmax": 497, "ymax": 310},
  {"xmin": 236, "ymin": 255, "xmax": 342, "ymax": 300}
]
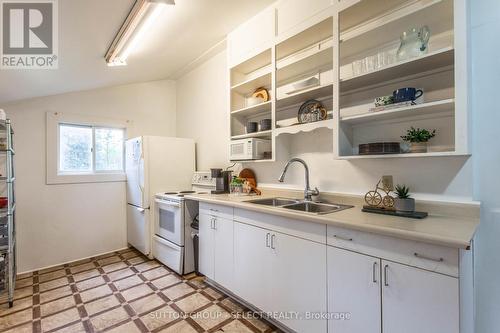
[{"xmin": 46, "ymin": 112, "xmax": 130, "ymax": 185}]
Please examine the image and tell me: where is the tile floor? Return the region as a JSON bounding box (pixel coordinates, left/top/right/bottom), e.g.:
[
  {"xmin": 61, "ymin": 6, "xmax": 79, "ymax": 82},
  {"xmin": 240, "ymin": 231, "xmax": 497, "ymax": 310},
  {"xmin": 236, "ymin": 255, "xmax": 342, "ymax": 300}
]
[{"xmin": 0, "ymin": 248, "xmax": 280, "ymax": 333}]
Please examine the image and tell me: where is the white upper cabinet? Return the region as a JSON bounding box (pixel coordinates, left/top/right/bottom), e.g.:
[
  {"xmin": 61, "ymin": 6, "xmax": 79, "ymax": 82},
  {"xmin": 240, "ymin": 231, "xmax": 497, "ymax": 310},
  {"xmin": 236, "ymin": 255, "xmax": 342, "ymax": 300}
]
[
  {"xmin": 382, "ymin": 260, "xmax": 459, "ymax": 333},
  {"xmin": 227, "ymin": 6, "xmax": 275, "ymax": 68},
  {"xmin": 276, "ymin": 0, "xmax": 333, "ymax": 36}
]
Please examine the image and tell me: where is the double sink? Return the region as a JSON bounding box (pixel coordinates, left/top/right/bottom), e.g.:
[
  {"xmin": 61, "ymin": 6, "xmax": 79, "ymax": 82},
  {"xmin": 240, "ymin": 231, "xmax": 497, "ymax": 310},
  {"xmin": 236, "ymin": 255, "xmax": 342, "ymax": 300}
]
[{"xmin": 245, "ymin": 197, "xmax": 353, "ymax": 215}]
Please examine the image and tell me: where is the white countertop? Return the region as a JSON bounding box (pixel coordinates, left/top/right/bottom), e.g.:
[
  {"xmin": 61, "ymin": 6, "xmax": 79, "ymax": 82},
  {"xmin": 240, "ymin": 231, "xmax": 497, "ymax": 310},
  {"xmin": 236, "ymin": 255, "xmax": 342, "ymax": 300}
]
[{"xmin": 186, "ymin": 190, "xmax": 479, "ymax": 249}]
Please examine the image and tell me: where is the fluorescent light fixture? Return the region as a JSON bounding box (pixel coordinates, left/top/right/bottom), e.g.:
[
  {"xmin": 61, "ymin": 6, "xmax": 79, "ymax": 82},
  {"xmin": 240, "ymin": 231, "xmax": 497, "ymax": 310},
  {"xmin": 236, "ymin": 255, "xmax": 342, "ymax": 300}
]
[{"xmin": 105, "ymin": 0, "xmax": 174, "ymax": 66}]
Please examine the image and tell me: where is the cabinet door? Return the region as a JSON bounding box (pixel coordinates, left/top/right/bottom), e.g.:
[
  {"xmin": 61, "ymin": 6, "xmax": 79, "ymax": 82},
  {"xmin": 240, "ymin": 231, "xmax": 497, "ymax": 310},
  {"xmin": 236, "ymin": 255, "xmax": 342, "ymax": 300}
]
[
  {"xmin": 382, "ymin": 261, "xmax": 459, "ymax": 333},
  {"xmin": 228, "ymin": 6, "xmax": 274, "ymax": 67},
  {"xmin": 213, "ymin": 217, "xmax": 234, "ymax": 290},
  {"xmin": 271, "ymin": 232, "xmax": 327, "ymax": 333},
  {"xmin": 276, "ymin": 0, "xmax": 332, "ymax": 35},
  {"xmin": 233, "ymin": 222, "xmax": 272, "ymax": 312},
  {"xmin": 198, "ymin": 213, "xmax": 214, "ymax": 279},
  {"xmin": 328, "ymin": 246, "xmax": 381, "ymax": 333}
]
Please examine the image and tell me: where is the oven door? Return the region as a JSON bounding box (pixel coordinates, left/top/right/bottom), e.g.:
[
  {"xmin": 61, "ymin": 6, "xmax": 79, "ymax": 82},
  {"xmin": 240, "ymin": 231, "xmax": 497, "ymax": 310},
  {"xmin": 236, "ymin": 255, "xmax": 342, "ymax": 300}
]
[{"xmin": 155, "ymin": 198, "xmax": 184, "ymax": 246}]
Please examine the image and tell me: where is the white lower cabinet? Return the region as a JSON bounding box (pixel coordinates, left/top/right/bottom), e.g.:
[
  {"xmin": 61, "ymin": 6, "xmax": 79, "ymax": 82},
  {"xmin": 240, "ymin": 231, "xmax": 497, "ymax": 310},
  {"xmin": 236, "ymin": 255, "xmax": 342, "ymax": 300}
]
[
  {"xmin": 382, "ymin": 261, "xmax": 459, "ymax": 333},
  {"xmin": 328, "ymin": 246, "xmax": 459, "ymax": 333},
  {"xmin": 199, "ymin": 212, "xmax": 234, "ymax": 290},
  {"xmin": 328, "ymin": 246, "xmax": 381, "ymax": 333},
  {"xmin": 234, "ymin": 221, "xmax": 327, "ymax": 333}
]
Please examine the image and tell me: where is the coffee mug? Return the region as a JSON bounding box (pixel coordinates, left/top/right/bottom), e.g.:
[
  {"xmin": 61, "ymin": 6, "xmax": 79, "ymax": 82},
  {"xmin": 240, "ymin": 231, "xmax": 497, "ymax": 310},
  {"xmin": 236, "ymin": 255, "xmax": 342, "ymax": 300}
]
[{"xmin": 393, "ymin": 88, "xmax": 423, "ymax": 103}]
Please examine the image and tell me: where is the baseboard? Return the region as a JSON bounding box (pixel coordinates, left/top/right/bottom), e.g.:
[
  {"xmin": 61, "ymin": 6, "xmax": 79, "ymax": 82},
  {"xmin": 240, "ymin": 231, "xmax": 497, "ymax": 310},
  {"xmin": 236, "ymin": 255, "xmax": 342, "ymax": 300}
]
[{"xmin": 17, "ymin": 247, "xmax": 131, "ymax": 275}]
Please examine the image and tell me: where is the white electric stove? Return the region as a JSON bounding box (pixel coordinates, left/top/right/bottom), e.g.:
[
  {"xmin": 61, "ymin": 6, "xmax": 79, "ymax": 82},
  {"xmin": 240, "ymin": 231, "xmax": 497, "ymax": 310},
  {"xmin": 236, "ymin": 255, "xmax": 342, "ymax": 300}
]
[{"xmin": 152, "ymin": 171, "xmax": 215, "ymax": 275}]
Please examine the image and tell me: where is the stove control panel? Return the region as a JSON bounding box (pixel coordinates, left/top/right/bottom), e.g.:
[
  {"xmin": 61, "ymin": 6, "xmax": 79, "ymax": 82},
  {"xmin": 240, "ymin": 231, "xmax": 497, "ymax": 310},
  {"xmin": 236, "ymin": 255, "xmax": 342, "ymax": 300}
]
[{"xmin": 192, "ymin": 171, "xmax": 216, "ymax": 186}]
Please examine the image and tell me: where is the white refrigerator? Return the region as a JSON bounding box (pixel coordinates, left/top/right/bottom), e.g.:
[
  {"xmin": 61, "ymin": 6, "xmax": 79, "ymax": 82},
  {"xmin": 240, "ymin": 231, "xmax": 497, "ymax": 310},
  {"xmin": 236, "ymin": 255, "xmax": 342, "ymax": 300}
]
[{"xmin": 126, "ymin": 136, "xmax": 195, "ymax": 255}]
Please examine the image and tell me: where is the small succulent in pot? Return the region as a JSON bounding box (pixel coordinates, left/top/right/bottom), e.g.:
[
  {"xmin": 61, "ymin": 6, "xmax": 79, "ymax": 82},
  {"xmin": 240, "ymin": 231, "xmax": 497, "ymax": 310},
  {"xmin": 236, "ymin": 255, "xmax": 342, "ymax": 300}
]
[
  {"xmin": 400, "ymin": 127, "xmax": 436, "ymax": 153},
  {"xmin": 393, "ymin": 184, "xmax": 415, "ymax": 213}
]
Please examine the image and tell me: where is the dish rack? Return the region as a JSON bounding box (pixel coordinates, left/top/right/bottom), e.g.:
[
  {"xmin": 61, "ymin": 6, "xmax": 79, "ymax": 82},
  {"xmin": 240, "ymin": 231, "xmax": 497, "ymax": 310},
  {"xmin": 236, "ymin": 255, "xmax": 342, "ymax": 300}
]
[{"xmin": 0, "ymin": 119, "xmax": 16, "ymax": 308}]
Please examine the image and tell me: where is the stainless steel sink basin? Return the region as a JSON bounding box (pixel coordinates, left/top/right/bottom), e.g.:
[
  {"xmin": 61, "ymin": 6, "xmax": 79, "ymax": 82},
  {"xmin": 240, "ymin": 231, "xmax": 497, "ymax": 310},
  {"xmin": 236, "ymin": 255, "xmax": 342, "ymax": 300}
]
[
  {"xmin": 282, "ymin": 202, "xmax": 353, "ymax": 215},
  {"xmin": 245, "ymin": 197, "xmax": 300, "ymax": 207}
]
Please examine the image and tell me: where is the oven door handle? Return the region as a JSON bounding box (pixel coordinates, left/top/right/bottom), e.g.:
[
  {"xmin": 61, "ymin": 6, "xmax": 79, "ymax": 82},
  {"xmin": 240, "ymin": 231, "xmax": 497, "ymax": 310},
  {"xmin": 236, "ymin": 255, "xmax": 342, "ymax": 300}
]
[{"xmin": 155, "ymin": 199, "xmax": 181, "ymax": 208}]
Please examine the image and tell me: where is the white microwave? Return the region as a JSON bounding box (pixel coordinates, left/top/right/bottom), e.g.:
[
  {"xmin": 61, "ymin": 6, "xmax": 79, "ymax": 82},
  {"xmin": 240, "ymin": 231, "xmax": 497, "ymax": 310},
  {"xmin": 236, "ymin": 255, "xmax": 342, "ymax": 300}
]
[{"xmin": 230, "ymin": 138, "xmax": 272, "ymax": 160}]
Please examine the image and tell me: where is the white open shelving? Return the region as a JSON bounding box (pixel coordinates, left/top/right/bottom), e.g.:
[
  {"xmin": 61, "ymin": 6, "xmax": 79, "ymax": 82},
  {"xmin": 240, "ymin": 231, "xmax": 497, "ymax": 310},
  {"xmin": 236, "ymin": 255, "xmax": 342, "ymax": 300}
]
[
  {"xmin": 231, "ymin": 70, "xmax": 272, "ymax": 95},
  {"xmin": 231, "ymin": 130, "xmax": 273, "ymax": 140},
  {"xmin": 231, "ymin": 101, "xmax": 272, "ymax": 117},
  {"xmin": 275, "ymin": 119, "xmax": 334, "ymax": 136}
]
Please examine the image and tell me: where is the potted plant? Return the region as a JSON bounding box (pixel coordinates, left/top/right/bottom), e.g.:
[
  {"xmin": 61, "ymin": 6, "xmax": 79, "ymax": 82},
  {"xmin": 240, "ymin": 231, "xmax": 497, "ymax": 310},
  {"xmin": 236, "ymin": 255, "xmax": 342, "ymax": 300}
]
[
  {"xmin": 401, "ymin": 127, "xmax": 436, "ymax": 153},
  {"xmin": 393, "ymin": 185, "xmax": 415, "ymax": 213}
]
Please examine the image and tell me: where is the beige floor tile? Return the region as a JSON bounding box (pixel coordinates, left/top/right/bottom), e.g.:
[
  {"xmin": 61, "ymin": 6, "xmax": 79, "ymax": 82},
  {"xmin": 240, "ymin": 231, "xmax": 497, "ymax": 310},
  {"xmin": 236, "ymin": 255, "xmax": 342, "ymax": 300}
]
[
  {"xmin": 106, "ymin": 320, "xmax": 142, "ymax": 333},
  {"xmin": 52, "ymin": 321, "xmax": 87, "ymax": 333},
  {"xmin": 40, "ymin": 295, "xmax": 76, "ymax": 317},
  {"xmin": 16, "ymin": 272, "xmax": 33, "ymax": 279},
  {"xmin": 215, "ymin": 320, "xmax": 254, "ymax": 333},
  {"xmin": 97, "ymin": 255, "xmax": 121, "ymax": 267},
  {"xmin": 2, "ymin": 322, "xmax": 33, "ymax": 333},
  {"xmin": 15, "ymin": 277, "xmax": 33, "ymax": 289},
  {"xmin": 193, "ymin": 304, "xmax": 232, "ymax": 330},
  {"xmin": 70, "ymin": 262, "xmax": 96, "ymax": 274},
  {"xmin": 102, "ymin": 261, "xmax": 127, "ymax": 273},
  {"xmin": 219, "ymin": 298, "xmax": 244, "ymax": 312},
  {"xmin": 84, "ymin": 295, "xmax": 120, "ymax": 316},
  {"xmin": 174, "ymin": 293, "xmax": 211, "ymax": 313},
  {"xmin": 80, "ymin": 284, "xmax": 112, "ymax": 303},
  {"xmin": 151, "ymin": 274, "xmax": 181, "ymax": 290},
  {"xmin": 41, "ymin": 307, "xmax": 80, "ymax": 332},
  {"xmin": 39, "ymin": 269, "xmax": 67, "ymax": 282},
  {"xmin": 75, "ymin": 275, "xmax": 106, "ymax": 291},
  {"xmin": 39, "ymin": 265, "xmax": 65, "ymax": 275},
  {"xmin": 129, "ymin": 294, "xmax": 165, "ymax": 315},
  {"xmin": 0, "ymin": 296, "xmax": 33, "ymax": 316},
  {"xmin": 68, "ymin": 258, "xmax": 92, "ymax": 267},
  {"xmin": 140, "ymin": 305, "xmax": 178, "ymax": 331},
  {"xmin": 247, "ymin": 316, "xmax": 272, "ymax": 332},
  {"xmin": 108, "ymin": 268, "xmax": 135, "ymax": 281},
  {"xmin": 121, "ymin": 251, "xmax": 140, "ymax": 260},
  {"xmin": 40, "ymin": 285, "xmax": 72, "ymax": 304},
  {"xmin": 95, "ymin": 252, "xmax": 116, "ymax": 260},
  {"xmin": 90, "ymin": 306, "xmax": 129, "ymax": 331},
  {"xmin": 203, "ymin": 286, "xmax": 224, "ymax": 300},
  {"xmin": 135, "ymin": 260, "xmax": 161, "ymax": 272},
  {"xmin": 141, "ymin": 267, "xmax": 170, "ymax": 280},
  {"xmin": 158, "ymin": 320, "xmax": 197, "ymax": 333},
  {"xmin": 72, "ymin": 268, "xmax": 100, "ymax": 282},
  {"xmin": 187, "ymin": 277, "xmax": 207, "ymax": 289},
  {"xmin": 121, "ymin": 284, "xmax": 154, "ymax": 302},
  {"xmin": 113, "ymin": 275, "xmax": 143, "ymax": 290},
  {"xmin": 162, "ymin": 283, "xmax": 195, "ymax": 300},
  {"xmin": 40, "ymin": 276, "xmax": 69, "ymax": 292},
  {"xmin": 12, "ymin": 286, "xmax": 33, "ymax": 300},
  {"xmin": 0, "ymin": 308, "xmax": 33, "ymax": 330},
  {"xmin": 127, "ymin": 256, "xmax": 146, "ymax": 265}
]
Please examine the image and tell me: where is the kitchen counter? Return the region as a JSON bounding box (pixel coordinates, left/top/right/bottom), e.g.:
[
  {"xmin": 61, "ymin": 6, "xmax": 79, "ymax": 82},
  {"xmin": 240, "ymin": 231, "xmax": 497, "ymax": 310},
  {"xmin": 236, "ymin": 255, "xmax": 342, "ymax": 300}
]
[{"xmin": 186, "ymin": 189, "xmax": 480, "ymax": 249}]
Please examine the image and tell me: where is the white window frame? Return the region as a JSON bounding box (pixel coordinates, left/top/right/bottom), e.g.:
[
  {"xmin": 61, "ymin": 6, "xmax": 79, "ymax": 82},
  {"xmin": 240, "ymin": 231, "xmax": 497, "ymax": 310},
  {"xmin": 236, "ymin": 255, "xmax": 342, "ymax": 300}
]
[{"xmin": 47, "ymin": 112, "xmax": 129, "ymax": 184}]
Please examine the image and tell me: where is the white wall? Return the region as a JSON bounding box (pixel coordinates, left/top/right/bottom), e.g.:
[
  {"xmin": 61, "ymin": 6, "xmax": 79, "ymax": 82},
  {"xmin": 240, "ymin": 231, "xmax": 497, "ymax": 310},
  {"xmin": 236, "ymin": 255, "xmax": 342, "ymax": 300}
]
[
  {"xmin": 470, "ymin": 0, "xmax": 500, "ymax": 331},
  {"xmin": 3, "ymin": 79, "xmax": 177, "ymax": 272},
  {"xmin": 176, "ymin": 50, "xmax": 473, "ymax": 202}
]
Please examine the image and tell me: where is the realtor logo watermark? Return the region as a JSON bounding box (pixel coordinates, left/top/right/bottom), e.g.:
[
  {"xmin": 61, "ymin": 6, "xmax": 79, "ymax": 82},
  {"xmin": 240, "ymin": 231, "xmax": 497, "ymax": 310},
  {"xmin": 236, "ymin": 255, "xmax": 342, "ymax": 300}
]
[{"xmin": 1, "ymin": 0, "xmax": 58, "ymax": 69}]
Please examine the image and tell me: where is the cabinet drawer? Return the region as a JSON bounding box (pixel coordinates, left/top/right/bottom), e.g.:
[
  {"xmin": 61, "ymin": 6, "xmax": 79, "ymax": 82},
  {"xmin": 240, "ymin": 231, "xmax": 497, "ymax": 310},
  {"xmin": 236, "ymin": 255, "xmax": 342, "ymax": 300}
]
[
  {"xmin": 327, "ymin": 225, "xmax": 459, "ymax": 277},
  {"xmin": 200, "ymin": 202, "xmax": 233, "ymax": 220}
]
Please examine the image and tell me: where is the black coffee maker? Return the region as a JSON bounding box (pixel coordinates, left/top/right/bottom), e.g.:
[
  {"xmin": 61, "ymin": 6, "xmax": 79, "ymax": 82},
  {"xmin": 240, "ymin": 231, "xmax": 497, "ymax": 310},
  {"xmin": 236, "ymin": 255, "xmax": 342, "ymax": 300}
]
[{"xmin": 211, "ymin": 168, "xmax": 232, "ymax": 194}]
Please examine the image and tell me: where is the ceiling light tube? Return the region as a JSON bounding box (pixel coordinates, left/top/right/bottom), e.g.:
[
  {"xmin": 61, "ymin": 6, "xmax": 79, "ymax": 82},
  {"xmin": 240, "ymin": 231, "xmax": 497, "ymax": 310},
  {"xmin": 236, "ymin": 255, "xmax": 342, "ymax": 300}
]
[{"xmin": 105, "ymin": 0, "xmax": 174, "ymax": 66}]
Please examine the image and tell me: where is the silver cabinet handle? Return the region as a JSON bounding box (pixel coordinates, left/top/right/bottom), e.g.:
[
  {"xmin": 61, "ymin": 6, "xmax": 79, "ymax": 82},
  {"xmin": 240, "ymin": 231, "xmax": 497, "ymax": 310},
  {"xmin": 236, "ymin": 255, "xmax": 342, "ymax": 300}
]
[
  {"xmin": 414, "ymin": 252, "xmax": 444, "ymax": 263},
  {"xmin": 270, "ymin": 234, "xmax": 276, "ymax": 249},
  {"xmin": 212, "ymin": 218, "xmax": 217, "ymax": 230},
  {"xmin": 265, "ymin": 233, "xmax": 270, "ymax": 247},
  {"xmin": 384, "ymin": 264, "xmax": 389, "ymax": 287},
  {"xmin": 210, "ymin": 218, "xmax": 215, "ymax": 229},
  {"xmin": 333, "ymin": 234, "xmax": 353, "ymax": 241},
  {"xmin": 373, "ymin": 262, "xmax": 378, "ymax": 283}
]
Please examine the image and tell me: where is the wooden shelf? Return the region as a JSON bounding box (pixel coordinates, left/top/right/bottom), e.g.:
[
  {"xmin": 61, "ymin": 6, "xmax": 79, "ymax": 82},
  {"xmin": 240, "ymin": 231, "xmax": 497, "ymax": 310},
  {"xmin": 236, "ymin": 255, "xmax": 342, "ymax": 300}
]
[
  {"xmin": 340, "ymin": 47, "xmax": 454, "ymax": 92},
  {"xmin": 231, "ymin": 130, "xmax": 272, "ymax": 140},
  {"xmin": 338, "ymin": 151, "xmax": 469, "ymax": 160},
  {"xmin": 232, "ymin": 158, "xmax": 275, "ymax": 163},
  {"xmin": 275, "ymin": 119, "xmax": 334, "ymax": 136},
  {"xmin": 277, "ymin": 38, "xmax": 333, "ymax": 83},
  {"xmin": 231, "ymin": 101, "xmax": 272, "ymax": 117},
  {"xmin": 340, "ymin": 99, "xmax": 455, "ymax": 125},
  {"xmin": 231, "ymin": 70, "xmax": 272, "ymax": 95},
  {"xmin": 277, "ymin": 83, "xmax": 333, "ymax": 109}
]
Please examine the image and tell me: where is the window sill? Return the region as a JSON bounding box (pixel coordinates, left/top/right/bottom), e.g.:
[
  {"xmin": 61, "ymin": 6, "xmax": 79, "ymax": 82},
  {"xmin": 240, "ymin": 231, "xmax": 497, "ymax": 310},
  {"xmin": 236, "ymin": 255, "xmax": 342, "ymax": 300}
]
[{"xmin": 47, "ymin": 173, "xmax": 126, "ymax": 185}]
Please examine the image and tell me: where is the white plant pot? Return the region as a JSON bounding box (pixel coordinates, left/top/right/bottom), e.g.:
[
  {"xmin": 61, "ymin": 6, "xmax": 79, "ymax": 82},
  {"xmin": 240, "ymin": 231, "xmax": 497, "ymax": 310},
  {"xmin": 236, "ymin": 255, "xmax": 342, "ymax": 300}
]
[{"xmin": 394, "ymin": 198, "xmax": 415, "ymax": 213}]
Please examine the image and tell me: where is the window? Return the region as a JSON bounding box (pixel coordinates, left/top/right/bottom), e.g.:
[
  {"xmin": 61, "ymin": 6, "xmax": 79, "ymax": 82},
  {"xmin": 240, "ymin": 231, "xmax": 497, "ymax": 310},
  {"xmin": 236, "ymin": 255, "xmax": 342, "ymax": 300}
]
[{"xmin": 47, "ymin": 112, "xmax": 128, "ymax": 184}]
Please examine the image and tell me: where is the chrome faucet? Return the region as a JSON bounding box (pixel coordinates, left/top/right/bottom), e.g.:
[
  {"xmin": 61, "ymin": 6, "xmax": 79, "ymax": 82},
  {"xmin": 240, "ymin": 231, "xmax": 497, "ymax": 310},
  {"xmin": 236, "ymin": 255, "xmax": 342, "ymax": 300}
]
[{"xmin": 278, "ymin": 158, "xmax": 319, "ymax": 201}]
